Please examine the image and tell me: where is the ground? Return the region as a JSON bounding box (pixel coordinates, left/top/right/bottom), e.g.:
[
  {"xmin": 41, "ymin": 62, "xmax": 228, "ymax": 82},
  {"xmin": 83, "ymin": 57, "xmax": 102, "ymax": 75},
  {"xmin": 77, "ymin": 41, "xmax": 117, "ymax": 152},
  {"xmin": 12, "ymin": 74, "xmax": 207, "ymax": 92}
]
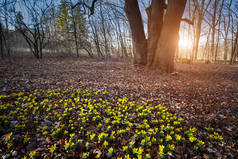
[{"xmin": 0, "ymin": 57, "xmax": 237, "ymax": 158}]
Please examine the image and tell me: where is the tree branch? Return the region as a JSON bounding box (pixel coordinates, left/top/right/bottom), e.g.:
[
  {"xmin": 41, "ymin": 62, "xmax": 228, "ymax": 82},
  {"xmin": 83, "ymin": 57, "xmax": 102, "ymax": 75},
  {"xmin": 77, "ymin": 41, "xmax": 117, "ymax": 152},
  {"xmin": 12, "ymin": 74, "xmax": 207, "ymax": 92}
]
[
  {"xmin": 181, "ymin": 18, "xmax": 194, "ymax": 25},
  {"xmin": 72, "ymin": 0, "xmax": 98, "ymax": 15}
]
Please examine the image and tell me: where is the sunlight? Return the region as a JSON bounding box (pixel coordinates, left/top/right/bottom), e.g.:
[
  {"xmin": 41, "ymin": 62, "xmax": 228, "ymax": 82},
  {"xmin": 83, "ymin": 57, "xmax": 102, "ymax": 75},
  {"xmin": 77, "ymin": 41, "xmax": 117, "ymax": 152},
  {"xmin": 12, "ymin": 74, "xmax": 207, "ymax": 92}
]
[{"xmin": 179, "ymin": 36, "xmax": 193, "ymax": 49}]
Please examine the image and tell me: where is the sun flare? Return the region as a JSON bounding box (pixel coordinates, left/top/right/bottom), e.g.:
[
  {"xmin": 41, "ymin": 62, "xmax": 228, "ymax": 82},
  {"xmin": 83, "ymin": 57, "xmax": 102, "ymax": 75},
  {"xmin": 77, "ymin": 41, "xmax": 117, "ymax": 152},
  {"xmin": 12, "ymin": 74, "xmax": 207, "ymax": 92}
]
[{"xmin": 179, "ymin": 37, "xmax": 193, "ymax": 49}]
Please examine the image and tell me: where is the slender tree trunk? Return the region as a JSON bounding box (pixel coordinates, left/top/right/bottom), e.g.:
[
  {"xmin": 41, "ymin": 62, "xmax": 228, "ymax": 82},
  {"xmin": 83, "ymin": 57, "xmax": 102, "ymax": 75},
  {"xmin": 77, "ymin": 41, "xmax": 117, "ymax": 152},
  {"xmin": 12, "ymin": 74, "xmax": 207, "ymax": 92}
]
[
  {"xmin": 89, "ymin": 18, "xmax": 103, "ymax": 58},
  {"xmin": 99, "ymin": 0, "xmax": 110, "ymax": 58},
  {"xmin": 230, "ymin": 16, "xmax": 234, "ymax": 64},
  {"xmin": 214, "ymin": 19, "xmax": 221, "ymax": 63},
  {"xmin": 124, "ymin": 0, "xmax": 147, "ymax": 65},
  {"xmin": 194, "ymin": 0, "xmax": 205, "ymax": 60},
  {"xmin": 72, "ymin": 13, "xmax": 79, "ymax": 57},
  {"xmin": 0, "ymin": 23, "xmax": 4, "ymax": 59},
  {"xmin": 194, "ymin": 16, "xmax": 202, "ymax": 60},
  {"xmin": 230, "ymin": 26, "xmax": 238, "ymax": 64},
  {"xmin": 152, "ymin": 0, "xmax": 187, "ymax": 73},
  {"xmin": 210, "ymin": 0, "xmax": 218, "ymax": 61},
  {"xmin": 204, "ymin": 28, "xmax": 211, "ymax": 63},
  {"xmin": 4, "ymin": 0, "xmax": 11, "ymax": 57}
]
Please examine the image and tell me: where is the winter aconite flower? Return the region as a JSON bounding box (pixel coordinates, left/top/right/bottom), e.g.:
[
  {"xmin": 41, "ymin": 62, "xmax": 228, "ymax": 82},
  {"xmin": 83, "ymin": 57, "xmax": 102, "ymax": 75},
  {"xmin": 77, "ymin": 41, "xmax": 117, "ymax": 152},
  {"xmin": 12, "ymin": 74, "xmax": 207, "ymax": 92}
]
[
  {"xmin": 145, "ymin": 153, "xmax": 151, "ymax": 159},
  {"xmin": 122, "ymin": 146, "xmax": 128, "ymax": 152},
  {"xmin": 82, "ymin": 152, "xmax": 88, "ymax": 159},
  {"xmin": 165, "ymin": 134, "xmax": 172, "ymax": 142},
  {"xmin": 107, "ymin": 147, "xmax": 114, "ymax": 157},
  {"xmin": 158, "ymin": 145, "xmax": 165, "ymax": 157},
  {"xmin": 189, "ymin": 135, "xmax": 197, "ymax": 143},
  {"xmin": 49, "ymin": 144, "xmax": 57, "ymax": 154},
  {"xmin": 103, "ymin": 140, "xmax": 109, "ymax": 148},
  {"xmin": 175, "ymin": 134, "xmax": 182, "ymax": 141},
  {"xmin": 168, "ymin": 144, "xmax": 175, "ymax": 151},
  {"xmin": 5, "ymin": 132, "xmax": 13, "ymax": 142},
  {"xmin": 29, "ymin": 150, "xmax": 37, "ymax": 158}
]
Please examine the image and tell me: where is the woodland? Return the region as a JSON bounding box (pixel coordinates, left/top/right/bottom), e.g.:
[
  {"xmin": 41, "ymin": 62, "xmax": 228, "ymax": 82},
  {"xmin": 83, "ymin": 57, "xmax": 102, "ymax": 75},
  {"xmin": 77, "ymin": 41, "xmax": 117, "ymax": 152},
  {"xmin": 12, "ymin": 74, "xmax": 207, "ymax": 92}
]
[{"xmin": 0, "ymin": 0, "xmax": 238, "ymax": 158}]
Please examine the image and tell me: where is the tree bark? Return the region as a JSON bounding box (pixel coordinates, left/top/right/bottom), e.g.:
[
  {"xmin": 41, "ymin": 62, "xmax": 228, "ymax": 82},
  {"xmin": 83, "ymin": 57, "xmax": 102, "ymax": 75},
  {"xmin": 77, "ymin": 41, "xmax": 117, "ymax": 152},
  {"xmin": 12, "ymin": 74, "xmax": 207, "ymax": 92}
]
[
  {"xmin": 230, "ymin": 25, "xmax": 238, "ymax": 64},
  {"xmin": 124, "ymin": 0, "xmax": 147, "ymax": 65},
  {"xmin": 193, "ymin": 0, "xmax": 211, "ymax": 61},
  {"xmin": 0, "ymin": 23, "xmax": 4, "ymax": 59},
  {"xmin": 210, "ymin": 0, "xmax": 218, "ymax": 61},
  {"xmin": 152, "ymin": 0, "xmax": 187, "ymax": 73},
  {"xmin": 147, "ymin": 0, "xmax": 165, "ymax": 66}
]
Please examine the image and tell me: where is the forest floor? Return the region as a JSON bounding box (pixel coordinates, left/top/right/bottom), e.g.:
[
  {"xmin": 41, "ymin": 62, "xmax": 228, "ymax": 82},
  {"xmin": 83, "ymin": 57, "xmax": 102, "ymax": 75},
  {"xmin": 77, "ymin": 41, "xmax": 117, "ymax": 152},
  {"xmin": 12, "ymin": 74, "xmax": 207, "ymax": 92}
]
[{"xmin": 0, "ymin": 57, "xmax": 238, "ymax": 158}]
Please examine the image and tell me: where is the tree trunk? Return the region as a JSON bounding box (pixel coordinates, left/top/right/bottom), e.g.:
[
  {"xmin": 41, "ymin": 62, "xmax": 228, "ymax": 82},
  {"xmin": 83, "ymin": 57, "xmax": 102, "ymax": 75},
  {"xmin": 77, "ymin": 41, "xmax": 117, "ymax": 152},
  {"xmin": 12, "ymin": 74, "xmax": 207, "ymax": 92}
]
[
  {"xmin": 152, "ymin": 0, "xmax": 187, "ymax": 73},
  {"xmin": 124, "ymin": 0, "xmax": 147, "ymax": 65},
  {"xmin": 193, "ymin": 0, "xmax": 211, "ymax": 61},
  {"xmin": 210, "ymin": 0, "xmax": 217, "ymax": 61},
  {"xmin": 0, "ymin": 23, "xmax": 4, "ymax": 59},
  {"xmin": 99, "ymin": 0, "xmax": 110, "ymax": 58},
  {"xmin": 147, "ymin": 0, "xmax": 165, "ymax": 66},
  {"xmin": 214, "ymin": 18, "xmax": 221, "ymax": 63},
  {"xmin": 230, "ymin": 26, "xmax": 238, "ymax": 64}
]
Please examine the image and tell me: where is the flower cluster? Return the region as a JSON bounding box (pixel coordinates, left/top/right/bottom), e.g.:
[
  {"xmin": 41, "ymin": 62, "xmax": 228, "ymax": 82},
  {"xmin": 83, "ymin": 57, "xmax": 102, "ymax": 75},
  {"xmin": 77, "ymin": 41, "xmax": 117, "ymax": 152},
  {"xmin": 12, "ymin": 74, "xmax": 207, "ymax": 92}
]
[{"xmin": 0, "ymin": 88, "xmax": 223, "ymax": 158}]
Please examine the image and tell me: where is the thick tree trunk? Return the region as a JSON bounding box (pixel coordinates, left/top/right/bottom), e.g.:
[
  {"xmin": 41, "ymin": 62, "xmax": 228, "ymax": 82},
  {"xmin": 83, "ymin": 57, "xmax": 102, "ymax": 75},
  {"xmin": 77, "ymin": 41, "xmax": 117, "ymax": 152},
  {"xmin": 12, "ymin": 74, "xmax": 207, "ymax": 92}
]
[
  {"xmin": 147, "ymin": 0, "xmax": 165, "ymax": 66},
  {"xmin": 124, "ymin": 0, "xmax": 147, "ymax": 65},
  {"xmin": 152, "ymin": 0, "xmax": 187, "ymax": 73}
]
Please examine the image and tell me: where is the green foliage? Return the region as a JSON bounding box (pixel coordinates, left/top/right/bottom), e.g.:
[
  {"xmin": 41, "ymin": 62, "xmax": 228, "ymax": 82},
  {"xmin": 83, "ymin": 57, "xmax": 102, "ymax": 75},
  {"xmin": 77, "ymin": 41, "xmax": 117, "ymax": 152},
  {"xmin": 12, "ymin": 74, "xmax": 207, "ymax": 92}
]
[{"xmin": 57, "ymin": 0, "xmax": 87, "ymax": 39}]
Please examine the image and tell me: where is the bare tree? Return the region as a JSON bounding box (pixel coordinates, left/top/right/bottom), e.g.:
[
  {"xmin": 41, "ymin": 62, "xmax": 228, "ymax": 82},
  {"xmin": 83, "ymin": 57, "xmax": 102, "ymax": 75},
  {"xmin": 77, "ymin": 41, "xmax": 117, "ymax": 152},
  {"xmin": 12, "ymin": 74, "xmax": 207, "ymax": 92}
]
[
  {"xmin": 125, "ymin": 0, "xmax": 188, "ymax": 72},
  {"xmin": 193, "ymin": 0, "xmax": 211, "ymax": 61},
  {"xmin": 13, "ymin": 0, "xmax": 53, "ymax": 59}
]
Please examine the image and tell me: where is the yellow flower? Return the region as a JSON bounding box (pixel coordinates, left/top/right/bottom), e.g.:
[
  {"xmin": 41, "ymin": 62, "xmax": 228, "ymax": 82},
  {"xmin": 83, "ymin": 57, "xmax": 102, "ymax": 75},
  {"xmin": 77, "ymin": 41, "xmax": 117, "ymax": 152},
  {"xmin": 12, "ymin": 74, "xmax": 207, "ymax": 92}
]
[
  {"xmin": 29, "ymin": 150, "xmax": 37, "ymax": 158},
  {"xmin": 129, "ymin": 141, "xmax": 135, "ymax": 148},
  {"xmin": 138, "ymin": 147, "xmax": 143, "ymax": 155},
  {"xmin": 70, "ymin": 133, "xmax": 76, "ymax": 139},
  {"xmin": 90, "ymin": 133, "xmax": 96, "ymax": 140},
  {"xmin": 125, "ymin": 154, "xmax": 131, "ymax": 159},
  {"xmin": 108, "ymin": 147, "xmax": 114, "ymax": 153},
  {"xmin": 96, "ymin": 152, "xmax": 102, "ymax": 158},
  {"xmin": 82, "ymin": 152, "xmax": 88, "ymax": 159},
  {"xmin": 193, "ymin": 145, "xmax": 199, "ymax": 151},
  {"xmin": 5, "ymin": 132, "xmax": 13, "ymax": 142},
  {"xmin": 24, "ymin": 135, "xmax": 30, "ymax": 143},
  {"xmin": 123, "ymin": 146, "xmax": 128, "ymax": 152},
  {"xmin": 7, "ymin": 142, "xmax": 12, "ymax": 149},
  {"xmin": 49, "ymin": 144, "xmax": 57, "ymax": 154},
  {"xmin": 132, "ymin": 148, "xmax": 138, "ymax": 154},
  {"xmin": 64, "ymin": 130, "xmax": 68, "ymax": 135},
  {"xmin": 138, "ymin": 155, "xmax": 143, "ymax": 159},
  {"xmin": 165, "ymin": 134, "xmax": 172, "ymax": 142},
  {"xmin": 145, "ymin": 153, "xmax": 151, "ymax": 159},
  {"xmin": 85, "ymin": 142, "xmax": 90, "ymax": 148},
  {"xmin": 140, "ymin": 139, "xmax": 146, "ymax": 146},
  {"xmin": 189, "ymin": 135, "xmax": 197, "ymax": 143},
  {"xmin": 64, "ymin": 141, "xmax": 70, "ymax": 150},
  {"xmin": 168, "ymin": 144, "xmax": 175, "ymax": 151},
  {"xmin": 158, "ymin": 145, "xmax": 165, "ymax": 155},
  {"xmin": 198, "ymin": 140, "xmax": 204, "ymax": 147},
  {"xmin": 71, "ymin": 142, "xmax": 75, "ymax": 148},
  {"xmin": 175, "ymin": 134, "xmax": 182, "ymax": 141},
  {"xmin": 152, "ymin": 137, "xmax": 157, "ymax": 144},
  {"xmin": 103, "ymin": 140, "xmax": 109, "ymax": 148}
]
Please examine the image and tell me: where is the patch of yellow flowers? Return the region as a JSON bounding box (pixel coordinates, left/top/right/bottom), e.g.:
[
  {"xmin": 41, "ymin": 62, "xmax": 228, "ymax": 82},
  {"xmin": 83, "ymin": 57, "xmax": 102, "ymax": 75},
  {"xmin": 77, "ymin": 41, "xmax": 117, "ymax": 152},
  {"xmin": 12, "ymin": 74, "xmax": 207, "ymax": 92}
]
[{"xmin": 0, "ymin": 88, "xmax": 223, "ymax": 158}]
